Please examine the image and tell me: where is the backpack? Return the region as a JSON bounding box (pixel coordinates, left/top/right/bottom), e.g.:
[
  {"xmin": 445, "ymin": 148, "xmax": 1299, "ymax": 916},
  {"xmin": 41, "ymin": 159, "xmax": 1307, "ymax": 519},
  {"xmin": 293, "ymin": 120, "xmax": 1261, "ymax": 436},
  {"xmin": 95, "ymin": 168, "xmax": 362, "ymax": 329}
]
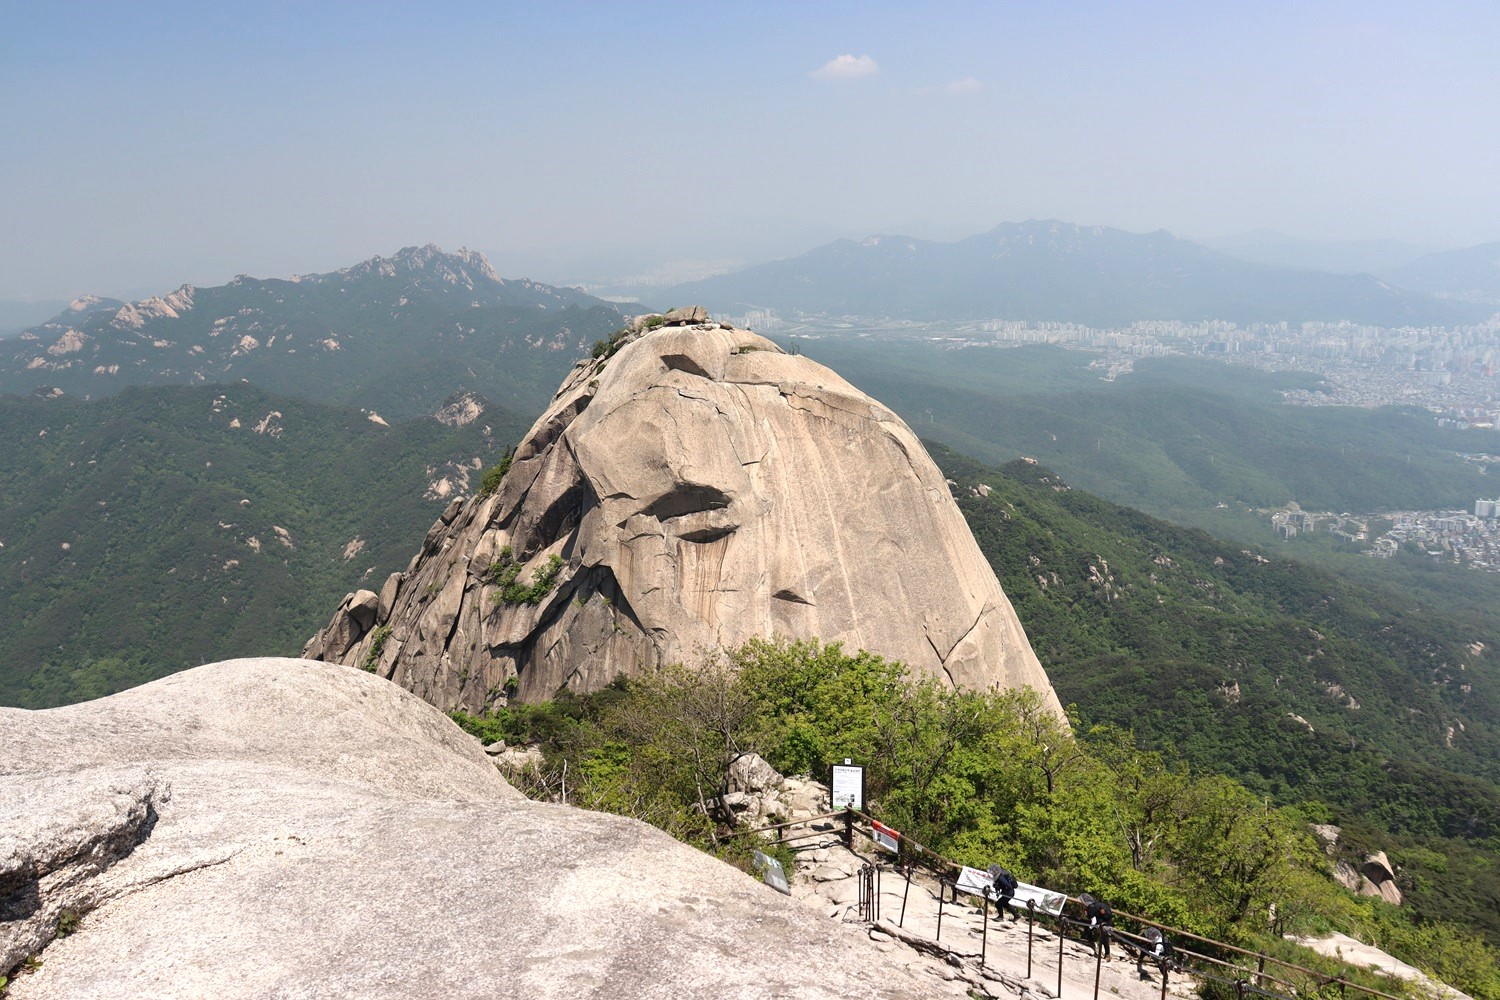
[
  {"xmin": 1082, "ymin": 894, "xmax": 1112, "ymax": 924},
  {"xmin": 989, "ymin": 865, "xmax": 1018, "ymax": 895}
]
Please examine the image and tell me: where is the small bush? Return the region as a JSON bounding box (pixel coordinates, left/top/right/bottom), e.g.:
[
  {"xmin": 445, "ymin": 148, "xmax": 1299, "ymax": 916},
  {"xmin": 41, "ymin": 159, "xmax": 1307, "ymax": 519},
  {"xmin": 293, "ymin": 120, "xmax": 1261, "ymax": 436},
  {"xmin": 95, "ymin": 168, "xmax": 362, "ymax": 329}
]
[
  {"xmin": 361, "ymin": 625, "xmax": 392, "ymax": 672},
  {"xmin": 478, "ymin": 447, "xmax": 516, "ymax": 497},
  {"xmin": 488, "ymin": 547, "xmax": 564, "ymax": 606}
]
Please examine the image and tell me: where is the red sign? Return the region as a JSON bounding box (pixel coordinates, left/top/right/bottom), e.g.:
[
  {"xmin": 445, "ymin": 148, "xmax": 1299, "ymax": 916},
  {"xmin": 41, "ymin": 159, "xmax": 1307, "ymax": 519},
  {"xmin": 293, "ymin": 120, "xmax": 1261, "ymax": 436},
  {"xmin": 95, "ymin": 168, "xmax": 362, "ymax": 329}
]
[{"xmin": 872, "ymin": 820, "xmax": 900, "ymax": 853}]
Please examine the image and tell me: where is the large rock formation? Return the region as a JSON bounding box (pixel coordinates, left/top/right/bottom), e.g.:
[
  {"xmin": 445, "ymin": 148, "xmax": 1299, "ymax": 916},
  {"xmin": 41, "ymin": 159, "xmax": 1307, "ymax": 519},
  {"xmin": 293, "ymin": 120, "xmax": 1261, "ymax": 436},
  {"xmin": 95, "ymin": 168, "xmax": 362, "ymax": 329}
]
[
  {"xmin": 0, "ymin": 658, "xmax": 948, "ymax": 998},
  {"xmin": 307, "ymin": 310, "xmax": 1061, "ymax": 715}
]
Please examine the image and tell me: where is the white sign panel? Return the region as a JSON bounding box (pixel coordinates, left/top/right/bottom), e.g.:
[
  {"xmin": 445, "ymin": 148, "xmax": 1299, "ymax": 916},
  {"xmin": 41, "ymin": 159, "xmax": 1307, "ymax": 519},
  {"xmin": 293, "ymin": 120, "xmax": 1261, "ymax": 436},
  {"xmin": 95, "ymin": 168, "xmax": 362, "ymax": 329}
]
[
  {"xmin": 830, "ymin": 762, "xmax": 864, "ymax": 810},
  {"xmin": 955, "ymin": 866, "xmax": 1066, "ymax": 916},
  {"xmin": 872, "ymin": 819, "xmax": 900, "ymax": 853}
]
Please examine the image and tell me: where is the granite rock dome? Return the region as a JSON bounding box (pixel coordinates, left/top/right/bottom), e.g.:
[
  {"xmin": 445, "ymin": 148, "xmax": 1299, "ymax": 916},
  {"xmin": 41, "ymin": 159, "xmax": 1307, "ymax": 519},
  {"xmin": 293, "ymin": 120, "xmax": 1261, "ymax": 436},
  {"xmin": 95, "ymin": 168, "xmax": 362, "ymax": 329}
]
[{"xmin": 306, "ymin": 311, "xmax": 1061, "ymax": 715}]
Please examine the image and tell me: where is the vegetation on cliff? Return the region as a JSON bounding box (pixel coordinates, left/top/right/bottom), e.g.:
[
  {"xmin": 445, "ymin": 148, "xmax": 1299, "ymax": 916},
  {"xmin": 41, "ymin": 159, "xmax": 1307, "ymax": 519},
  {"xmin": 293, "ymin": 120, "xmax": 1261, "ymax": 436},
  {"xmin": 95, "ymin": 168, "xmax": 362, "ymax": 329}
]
[
  {"xmin": 933, "ymin": 445, "xmax": 1500, "ymax": 951},
  {"xmin": 452, "ymin": 638, "xmax": 1500, "ymax": 1000}
]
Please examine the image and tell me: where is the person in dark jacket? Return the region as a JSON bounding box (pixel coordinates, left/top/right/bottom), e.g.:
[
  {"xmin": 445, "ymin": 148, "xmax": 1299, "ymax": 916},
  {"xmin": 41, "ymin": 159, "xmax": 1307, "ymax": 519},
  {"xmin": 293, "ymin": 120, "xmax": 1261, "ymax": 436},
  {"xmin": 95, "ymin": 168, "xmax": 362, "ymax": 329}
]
[
  {"xmin": 1080, "ymin": 893, "xmax": 1114, "ymax": 958},
  {"xmin": 986, "ymin": 865, "xmax": 1019, "ymax": 921},
  {"xmin": 1137, "ymin": 926, "xmax": 1171, "ymax": 982}
]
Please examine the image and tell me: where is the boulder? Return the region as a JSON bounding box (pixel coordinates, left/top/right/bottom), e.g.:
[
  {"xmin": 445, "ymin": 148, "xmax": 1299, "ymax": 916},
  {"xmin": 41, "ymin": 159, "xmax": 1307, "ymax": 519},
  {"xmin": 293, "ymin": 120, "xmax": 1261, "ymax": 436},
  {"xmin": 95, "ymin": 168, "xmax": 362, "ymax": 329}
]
[
  {"xmin": 1333, "ymin": 859, "xmax": 1363, "ymax": 893},
  {"xmin": 728, "ymin": 751, "xmax": 784, "ymax": 795},
  {"xmin": 305, "ymin": 589, "xmax": 380, "ymax": 660},
  {"xmin": 0, "ymin": 659, "xmax": 945, "ymax": 999},
  {"xmin": 307, "ymin": 315, "xmax": 1063, "ymax": 719},
  {"xmin": 663, "ymin": 304, "xmax": 709, "ymax": 324},
  {"xmin": 1360, "ymin": 851, "xmax": 1402, "ymax": 906}
]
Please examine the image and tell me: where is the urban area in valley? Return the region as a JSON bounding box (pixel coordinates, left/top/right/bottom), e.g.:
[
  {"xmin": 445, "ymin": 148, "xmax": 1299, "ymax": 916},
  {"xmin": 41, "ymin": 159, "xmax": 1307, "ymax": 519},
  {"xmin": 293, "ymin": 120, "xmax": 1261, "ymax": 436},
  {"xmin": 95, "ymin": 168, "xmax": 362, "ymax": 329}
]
[{"xmin": 736, "ymin": 312, "xmax": 1500, "ymax": 426}]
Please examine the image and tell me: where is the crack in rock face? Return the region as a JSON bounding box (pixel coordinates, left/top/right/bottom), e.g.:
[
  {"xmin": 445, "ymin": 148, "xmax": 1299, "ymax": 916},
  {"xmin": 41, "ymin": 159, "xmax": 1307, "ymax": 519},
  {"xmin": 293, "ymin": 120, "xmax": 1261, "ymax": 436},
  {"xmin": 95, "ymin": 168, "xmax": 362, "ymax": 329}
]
[
  {"xmin": 307, "ymin": 314, "xmax": 1063, "ymax": 718},
  {"xmin": 0, "ymin": 766, "xmax": 167, "ymax": 973}
]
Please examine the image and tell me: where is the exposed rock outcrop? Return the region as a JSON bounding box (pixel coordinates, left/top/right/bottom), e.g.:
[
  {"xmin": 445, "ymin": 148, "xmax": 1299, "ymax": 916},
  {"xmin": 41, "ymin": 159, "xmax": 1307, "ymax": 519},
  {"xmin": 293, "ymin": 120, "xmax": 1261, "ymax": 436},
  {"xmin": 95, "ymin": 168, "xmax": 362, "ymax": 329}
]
[
  {"xmin": 1359, "ymin": 851, "xmax": 1403, "ymax": 906},
  {"xmin": 307, "ymin": 311, "xmax": 1062, "ymax": 716},
  {"xmin": 0, "ymin": 658, "xmax": 948, "ymax": 998}
]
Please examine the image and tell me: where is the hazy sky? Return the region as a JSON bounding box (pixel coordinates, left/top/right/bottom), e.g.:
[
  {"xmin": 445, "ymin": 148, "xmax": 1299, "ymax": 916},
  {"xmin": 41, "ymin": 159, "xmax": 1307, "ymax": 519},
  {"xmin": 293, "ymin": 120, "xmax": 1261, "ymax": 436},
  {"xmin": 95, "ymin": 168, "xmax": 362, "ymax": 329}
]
[{"xmin": 4, "ymin": 0, "xmax": 1499, "ymax": 300}]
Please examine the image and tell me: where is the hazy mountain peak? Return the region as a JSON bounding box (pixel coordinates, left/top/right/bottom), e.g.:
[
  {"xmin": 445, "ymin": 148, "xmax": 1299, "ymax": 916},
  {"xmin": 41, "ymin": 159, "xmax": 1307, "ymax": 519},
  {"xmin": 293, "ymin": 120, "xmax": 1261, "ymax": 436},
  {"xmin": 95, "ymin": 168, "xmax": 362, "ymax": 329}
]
[
  {"xmin": 110, "ymin": 285, "xmax": 196, "ymax": 329},
  {"xmin": 66, "ymin": 294, "xmax": 125, "ymax": 314},
  {"xmin": 334, "ymin": 243, "xmax": 501, "ymax": 289},
  {"xmin": 1, "ymin": 247, "xmax": 626, "ymax": 416},
  {"xmin": 663, "ymin": 219, "xmax": 1482, "ymax": 325}
]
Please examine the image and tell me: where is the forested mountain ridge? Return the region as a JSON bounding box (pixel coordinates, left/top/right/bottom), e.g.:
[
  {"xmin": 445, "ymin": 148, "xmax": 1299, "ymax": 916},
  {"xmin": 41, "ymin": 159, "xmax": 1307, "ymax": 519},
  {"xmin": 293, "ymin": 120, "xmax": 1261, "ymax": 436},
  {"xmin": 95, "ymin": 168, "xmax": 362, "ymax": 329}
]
[
  {"xmin": 0, "ymin": 245, "xmax": 624, "ymax": 418},
  {"xmin": 933, "ymin": 445, "xmax": 1500, "ymax": 940},
  {"xmin": 663, "ymin": 221, "xmax": 1483, "ymax": 326},
  {"xmin": 0, "ymin": 382, "xmax": 526, "ymax": 708},
  {"xmin": 796, "ymin": 341, "xmax": 1500, "ymax": 528}
]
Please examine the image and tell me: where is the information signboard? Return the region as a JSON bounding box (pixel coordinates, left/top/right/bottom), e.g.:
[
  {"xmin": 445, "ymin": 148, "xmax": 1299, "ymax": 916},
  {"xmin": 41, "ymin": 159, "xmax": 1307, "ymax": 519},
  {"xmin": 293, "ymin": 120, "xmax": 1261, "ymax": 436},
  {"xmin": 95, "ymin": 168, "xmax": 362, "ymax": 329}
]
[
  {"xmin": 871, "ymin": 819, "xmax": 900, "ymax": 853},
  {"xmin": 955, "ymin": 866, "xmax": 1066, "ymax": 915},
  {"xmin": 830, "ymin": 760, "xmax": 864, "ymax": 811}
]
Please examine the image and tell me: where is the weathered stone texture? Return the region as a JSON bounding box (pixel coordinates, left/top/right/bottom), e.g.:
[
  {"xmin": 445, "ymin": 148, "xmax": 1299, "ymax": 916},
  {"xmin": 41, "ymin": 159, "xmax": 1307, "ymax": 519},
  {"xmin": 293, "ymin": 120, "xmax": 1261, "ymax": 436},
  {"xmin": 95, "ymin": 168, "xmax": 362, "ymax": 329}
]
[
  {"xmin": 0, "ymin": 658, "xmax": 948, "ymax": 999},
  {"xmin": 307, "ymin": 312, "xmax": 1061, "ymax": 716}
]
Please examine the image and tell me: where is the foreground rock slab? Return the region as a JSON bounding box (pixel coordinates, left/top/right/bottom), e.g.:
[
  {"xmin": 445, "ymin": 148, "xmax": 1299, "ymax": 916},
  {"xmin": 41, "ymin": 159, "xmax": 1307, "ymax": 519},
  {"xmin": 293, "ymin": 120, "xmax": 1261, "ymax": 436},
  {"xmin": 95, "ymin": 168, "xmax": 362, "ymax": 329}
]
[
  {"xmin": 309, "ymin": 310, "xmax": 1062, "ymax": 715},
  {"xmin": 0, "ymin": 658, "xmax": 944, "ymax": 999}
]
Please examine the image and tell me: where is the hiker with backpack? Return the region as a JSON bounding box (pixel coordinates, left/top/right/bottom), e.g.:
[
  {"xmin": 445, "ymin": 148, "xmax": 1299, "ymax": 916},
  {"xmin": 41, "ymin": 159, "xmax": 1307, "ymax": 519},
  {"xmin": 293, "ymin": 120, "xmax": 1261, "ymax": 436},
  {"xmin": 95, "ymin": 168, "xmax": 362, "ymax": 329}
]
[
  {"xmin": 986, "ymin": 865, "xmax": 1020, "ymax": 921},
  {"xmin": 1080, "ymin": 893, "xmax": 1114, "ymax": 958},
  {"xmin": 1137, "ymin": 926, "xmax": 1172, "ymax": 983}
]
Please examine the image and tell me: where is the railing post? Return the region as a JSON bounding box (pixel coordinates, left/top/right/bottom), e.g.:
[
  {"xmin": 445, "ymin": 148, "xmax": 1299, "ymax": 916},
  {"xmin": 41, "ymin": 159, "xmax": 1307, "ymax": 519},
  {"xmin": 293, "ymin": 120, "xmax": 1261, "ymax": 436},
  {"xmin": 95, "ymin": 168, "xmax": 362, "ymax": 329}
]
[
  {"xmin": 1159, "ymin": 964, "xmax": 1169, "ymax": 1000},
  {"xmin": 1093, "ymin": 940, "xmax": 1103, "ymax": 1000},
  {"xmin": 899, "ymin": 863, "xmax": 912, "ymax": 928},
  {"xmin": 842, "ymin": 807, "xmax": 853, "ymax": 851},
  {"xmin": 981, "ymin": 893, "xmax": 990, "ymax": 969},
  {"xmin": 1027, "ymin": 899, "xmax": 1035, "ymax": 979},
  {"xmin": 1058, "ymin": 913, "xmax": 1066, "ymax": 999},
  {"xmin": 936, "ymin": 878, "xmax": 947, "ymax": 942},
  {"xmin": 1257, "ymin": 954, "xmax": 1266, "ymax": 991},
  {"xmin": 875, "ymin": 864, "xmax": 882, "ymax": 923}
]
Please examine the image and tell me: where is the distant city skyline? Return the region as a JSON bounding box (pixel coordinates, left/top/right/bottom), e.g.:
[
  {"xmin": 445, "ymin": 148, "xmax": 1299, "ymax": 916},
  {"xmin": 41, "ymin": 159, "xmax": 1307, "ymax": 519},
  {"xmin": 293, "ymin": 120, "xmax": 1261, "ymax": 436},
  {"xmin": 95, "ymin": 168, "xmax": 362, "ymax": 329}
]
[{"xmin": 4, "ymin": 0, "xmax": 1498, "ymax": 299}]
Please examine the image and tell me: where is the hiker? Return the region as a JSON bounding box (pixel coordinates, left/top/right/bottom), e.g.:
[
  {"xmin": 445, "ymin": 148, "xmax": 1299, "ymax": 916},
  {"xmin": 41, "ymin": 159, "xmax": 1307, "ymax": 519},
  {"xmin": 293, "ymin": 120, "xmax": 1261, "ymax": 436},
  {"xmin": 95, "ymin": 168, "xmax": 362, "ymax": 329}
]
[
  {"xmin": 1080, "ymin": 893, "xmax": 1114, "ymax": 958},
  {"xmin": 986, "ymin": 865, "xmax": 1019, "ymax": 921},
  {"xmin": 1137, "ymin": 926, "xmax": 1172, "ymax": 983}
]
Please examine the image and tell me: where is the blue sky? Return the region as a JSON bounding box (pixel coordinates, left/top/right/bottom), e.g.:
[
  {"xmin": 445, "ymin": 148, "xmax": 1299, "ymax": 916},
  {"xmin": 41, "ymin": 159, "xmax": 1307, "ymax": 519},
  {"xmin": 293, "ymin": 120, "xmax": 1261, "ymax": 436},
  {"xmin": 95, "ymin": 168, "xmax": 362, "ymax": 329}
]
[{"xmin": 3, "ymin": 0, "xmax": 1498, "ymax": 298}]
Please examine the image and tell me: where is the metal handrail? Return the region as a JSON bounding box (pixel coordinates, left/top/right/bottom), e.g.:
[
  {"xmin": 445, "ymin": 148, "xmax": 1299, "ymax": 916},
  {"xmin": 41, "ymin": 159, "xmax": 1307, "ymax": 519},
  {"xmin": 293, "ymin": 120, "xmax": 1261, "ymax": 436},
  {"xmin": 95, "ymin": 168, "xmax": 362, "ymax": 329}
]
[{"xmin": 815, "ymin": 808, "xmax": 1421, "ymax": 1000}]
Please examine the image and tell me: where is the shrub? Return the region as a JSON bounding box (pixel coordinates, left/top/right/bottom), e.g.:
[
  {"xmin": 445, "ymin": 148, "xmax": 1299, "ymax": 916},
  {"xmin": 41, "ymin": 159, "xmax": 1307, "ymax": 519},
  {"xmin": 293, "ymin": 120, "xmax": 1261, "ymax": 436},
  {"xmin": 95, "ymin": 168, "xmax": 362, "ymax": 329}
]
[
  {"xmin": 478, "ymin": 447, "xmax": 515, "ymax": 497},
  {"xmin": 488, "ymin": 547, "xmax": 564, "ymax": 606},
  {"xmin": 361, "ymin": 625, "xmax": 392, "ymax": 672}
]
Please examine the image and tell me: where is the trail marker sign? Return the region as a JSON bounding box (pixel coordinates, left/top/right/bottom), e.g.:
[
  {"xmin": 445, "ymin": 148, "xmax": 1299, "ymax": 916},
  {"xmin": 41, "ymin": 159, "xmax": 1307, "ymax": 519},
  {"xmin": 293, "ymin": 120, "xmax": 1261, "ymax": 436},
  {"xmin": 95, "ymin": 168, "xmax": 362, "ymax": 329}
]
[{"xmin": 830, "ymin": 759, "xmax": 864, "ymax": 811}]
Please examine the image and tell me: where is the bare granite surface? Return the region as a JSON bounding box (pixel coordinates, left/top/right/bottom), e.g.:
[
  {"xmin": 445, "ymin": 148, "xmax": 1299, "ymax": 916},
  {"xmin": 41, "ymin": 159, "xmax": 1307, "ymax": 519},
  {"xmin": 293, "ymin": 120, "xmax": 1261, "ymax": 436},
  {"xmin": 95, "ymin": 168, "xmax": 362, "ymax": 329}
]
[{"xmin": 0, "ymin": 658, "xmax": 947, "ymax": 999}]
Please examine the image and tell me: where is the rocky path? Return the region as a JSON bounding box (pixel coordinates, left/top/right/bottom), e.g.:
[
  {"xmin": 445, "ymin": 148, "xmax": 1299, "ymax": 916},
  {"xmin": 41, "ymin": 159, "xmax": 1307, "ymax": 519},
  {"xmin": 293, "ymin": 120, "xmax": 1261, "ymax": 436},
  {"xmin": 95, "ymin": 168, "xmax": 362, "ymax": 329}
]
[{"xmin": 770, "ymin": 816, "xmax": 1200, "ymax": 1000}]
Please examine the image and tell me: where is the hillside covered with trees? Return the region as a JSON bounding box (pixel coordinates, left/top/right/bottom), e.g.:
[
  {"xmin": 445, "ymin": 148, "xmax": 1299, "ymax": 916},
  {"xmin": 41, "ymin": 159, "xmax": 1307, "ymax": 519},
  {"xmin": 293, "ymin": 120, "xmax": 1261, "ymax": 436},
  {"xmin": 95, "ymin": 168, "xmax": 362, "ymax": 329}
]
[{"xmin": 0, "ymin": 383, "xmax": 524, "ymax": 707}]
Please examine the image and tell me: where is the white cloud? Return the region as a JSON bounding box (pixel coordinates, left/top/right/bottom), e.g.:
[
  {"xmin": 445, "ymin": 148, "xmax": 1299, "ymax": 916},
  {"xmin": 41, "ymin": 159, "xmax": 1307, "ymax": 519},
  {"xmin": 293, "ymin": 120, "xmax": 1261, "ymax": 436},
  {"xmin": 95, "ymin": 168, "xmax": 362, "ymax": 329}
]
[
  {"xmin": 944, "ymin": 76, "xmax": 984, "ymax": 95},
  {"xmin": 811, "ymin": 54, "xmax": 879, "ymax": 80}
]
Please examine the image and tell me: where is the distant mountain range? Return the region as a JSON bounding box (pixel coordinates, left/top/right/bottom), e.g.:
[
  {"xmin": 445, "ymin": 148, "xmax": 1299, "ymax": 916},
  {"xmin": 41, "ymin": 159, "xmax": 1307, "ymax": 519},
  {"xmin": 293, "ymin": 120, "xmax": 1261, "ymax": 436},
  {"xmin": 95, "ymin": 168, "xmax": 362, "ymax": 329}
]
[
  {"xmin": 1385, "ymin": 242, "xmax": 1500, "ymax": 306},
  {"xmin": 0, "ymin": 245, "xmax": 627, "ymax": 418},
  {"xmin": 661, "ymin": 221, "xmax": 1491, "ymax": 326},
  {"xmin": 1200, "ymin": 230, "xmax": 1437, "ymax": 276}
]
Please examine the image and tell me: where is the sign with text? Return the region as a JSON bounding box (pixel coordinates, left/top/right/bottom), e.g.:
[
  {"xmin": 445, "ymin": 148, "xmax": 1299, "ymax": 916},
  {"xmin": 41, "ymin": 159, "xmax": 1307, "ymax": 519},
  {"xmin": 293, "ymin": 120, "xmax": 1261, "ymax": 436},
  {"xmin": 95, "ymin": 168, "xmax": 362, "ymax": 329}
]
[
  {"xmin": 872, "ymin": 819, "xmax": 900, "ymax": 853},
  {"xmin": 752, "ymin": 850, "xmax": 791, "ymax": 895},
  {"xmin": 955, "ymin": 866, "xmax": 1066, "ymax": 916},
  {"xmin": 829, "ymin": 762, "xmax": 864, "ymax": 811}
]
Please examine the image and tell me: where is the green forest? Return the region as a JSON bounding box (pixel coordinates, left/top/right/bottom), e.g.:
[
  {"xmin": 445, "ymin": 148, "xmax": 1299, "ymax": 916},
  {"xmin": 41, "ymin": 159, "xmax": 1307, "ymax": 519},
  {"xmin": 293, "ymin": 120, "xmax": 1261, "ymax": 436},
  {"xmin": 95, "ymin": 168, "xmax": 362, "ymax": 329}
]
[
  {"xmin": 451, "ymin": 639, "xmax": 1500, "ymax": 1000},
  {"xmin": 934, "ymin": 446, "xmax": 1500, "ymax": 949},
  {"xmin": 0, "ymin": 384, "xmax": 526, "ymax": 706}
]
